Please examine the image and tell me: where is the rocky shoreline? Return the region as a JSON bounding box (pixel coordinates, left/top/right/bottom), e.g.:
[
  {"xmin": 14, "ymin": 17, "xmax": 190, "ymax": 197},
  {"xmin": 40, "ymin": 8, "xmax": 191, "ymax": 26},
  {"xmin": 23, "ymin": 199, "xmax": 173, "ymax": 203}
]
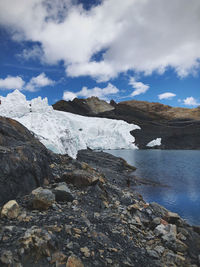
[
  {"xmin": 0, "ymin": 117, "xmax": 200, "ymax": 266},
  {"xmin": 0, "ymin": 149, "xmax": 200, "ymax": 266}
]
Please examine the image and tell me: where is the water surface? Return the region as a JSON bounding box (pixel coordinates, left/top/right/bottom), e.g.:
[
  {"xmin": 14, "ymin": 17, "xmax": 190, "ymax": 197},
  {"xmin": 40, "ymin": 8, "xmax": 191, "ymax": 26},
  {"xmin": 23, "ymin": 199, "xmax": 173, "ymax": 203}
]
[{"xmin": 104, "ymin": 149, "xmax": 200, "ymax": 225}]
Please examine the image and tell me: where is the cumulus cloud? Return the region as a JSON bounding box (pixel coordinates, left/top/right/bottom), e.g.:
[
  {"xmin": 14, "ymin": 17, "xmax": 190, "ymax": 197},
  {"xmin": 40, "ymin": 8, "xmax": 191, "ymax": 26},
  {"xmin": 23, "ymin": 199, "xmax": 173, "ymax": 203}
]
[
  {"xmin": 129, "ymin": 77, "xmax": 149, "ymax": 97},
  {"xmin": 63, "ymin": 83, "xmax": 119, "ymax": 101},
  {"xmin": 63, "ymin": 91, "xmax": 77, "ymax": 101},
  {"xmin": 25, "ymin": 73, "xmax": 54, "ymax": 92},
  {"xmin": 158, "ymin": 92, "xmax": 176, "ymax": 100},
  {"xmin": 183, "ymin": 97, "xmax": 200, "ymax": 106},
  {"xmin": 0, "ymin": 0, "xmax": 200, "ymax": 81},
  {"xmin": 0, "ymin": 73, "xmax": 54, "ymax": 92},
  {"xmin": 0, "ymin": 76, "xmax": 25, "ymax": 90}
]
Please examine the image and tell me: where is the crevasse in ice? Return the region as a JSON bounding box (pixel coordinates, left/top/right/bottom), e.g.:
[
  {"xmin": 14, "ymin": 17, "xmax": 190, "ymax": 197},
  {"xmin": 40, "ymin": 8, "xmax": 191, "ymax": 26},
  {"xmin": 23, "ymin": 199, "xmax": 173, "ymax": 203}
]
[{"xmin": 0, "ymin": 90, "xmax": 140, "ymax": 158}]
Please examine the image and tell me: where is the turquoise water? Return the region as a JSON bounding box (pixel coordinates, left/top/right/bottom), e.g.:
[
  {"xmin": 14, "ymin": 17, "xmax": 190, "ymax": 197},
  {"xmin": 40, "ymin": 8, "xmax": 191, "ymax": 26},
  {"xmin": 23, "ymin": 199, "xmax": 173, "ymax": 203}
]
[{"xmin": 105, "ymin": 149, "xmax": 200, "ymax": 225}]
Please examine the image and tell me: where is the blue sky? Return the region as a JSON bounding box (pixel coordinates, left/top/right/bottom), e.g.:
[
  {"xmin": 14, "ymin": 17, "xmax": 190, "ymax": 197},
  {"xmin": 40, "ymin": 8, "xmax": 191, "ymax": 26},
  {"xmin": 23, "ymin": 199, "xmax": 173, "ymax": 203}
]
[{"xmin": 0, "ymin": 0, "xmax": 200, "ymax": 107}]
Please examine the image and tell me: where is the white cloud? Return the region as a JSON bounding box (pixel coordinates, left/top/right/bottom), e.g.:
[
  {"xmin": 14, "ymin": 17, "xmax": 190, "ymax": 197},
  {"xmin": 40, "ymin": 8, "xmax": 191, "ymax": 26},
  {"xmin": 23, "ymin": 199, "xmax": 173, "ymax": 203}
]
[
  {"xmin": 129, "ymin": 77, "xmax": 149, "ymax": 97},
  {"xmin": 63, "ymin": 83, "xmax": 119, "ymax": 101},
  {"xmin": 63, "ymin": 91, "xmax": 77, "ymax": 101},
  {"xmin": 0, "ymin": 0, "xmax": 200, "ymax": 81},
  {"xmin": 158, "ymin": 92, "xmax": 176, "ymax": 100},
  {"xmin": 0, "ymin": 73, "xmax": 54, "ymax": 92},
  {"xmin": 0, "ymin": 76, "xmax": 25, "ymax": 90},
  {"xmin": 25, "ymin": 73, "xmax": 54, "ymax": 92},
  {"xmin": 183, "ymin": 97, "xmax": 200, "ymax": 106}
]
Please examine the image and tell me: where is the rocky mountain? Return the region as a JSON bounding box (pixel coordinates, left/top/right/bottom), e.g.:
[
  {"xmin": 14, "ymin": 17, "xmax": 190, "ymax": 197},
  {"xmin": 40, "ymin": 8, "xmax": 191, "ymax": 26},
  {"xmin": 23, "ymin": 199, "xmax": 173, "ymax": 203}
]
[
  {"xmin": 53, "ymin": 98, "xmax": 200, "ymax": 149},
  {"xmin": 0, "ymin": 115, "xmax": 200, "ymax": 266},
  {"xmin": 0, "ymin": 116, "xmax": 53, "ymax": 205}
]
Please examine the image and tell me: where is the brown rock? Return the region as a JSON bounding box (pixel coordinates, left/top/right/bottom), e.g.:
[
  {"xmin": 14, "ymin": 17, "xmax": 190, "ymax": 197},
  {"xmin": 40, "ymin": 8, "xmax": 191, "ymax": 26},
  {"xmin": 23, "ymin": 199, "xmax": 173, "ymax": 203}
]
[
  {"xmin": 80, "ymin": 247, "xmax": 90, "ymax": 257},
  {"xmin": 64, "ymin": 170, "xmax": 99, "ymax": 187},
  {"xmin": 1, "ymin": 200, "xmax": 19, "ymax": 219},
  {"xmin": 66, "ymin": 255, "xmax": 84, "ymax": 267}
]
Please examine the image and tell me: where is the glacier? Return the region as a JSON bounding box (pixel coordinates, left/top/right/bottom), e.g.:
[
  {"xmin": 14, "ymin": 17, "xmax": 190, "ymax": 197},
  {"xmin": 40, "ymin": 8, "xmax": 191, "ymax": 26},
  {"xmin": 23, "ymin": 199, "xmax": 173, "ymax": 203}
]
[
  {"xmin": 0, "ymin": 90, "xmax": 140, "ymax": 158},
  {"xmin": 146, "ymin": 138, "xmax": 162, "ymax": 147}
]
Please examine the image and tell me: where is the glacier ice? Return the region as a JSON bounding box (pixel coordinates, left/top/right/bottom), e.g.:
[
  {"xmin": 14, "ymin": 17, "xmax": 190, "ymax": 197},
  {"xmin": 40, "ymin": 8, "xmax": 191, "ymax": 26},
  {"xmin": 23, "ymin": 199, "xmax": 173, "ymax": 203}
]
[
  {"xmin": 146, "ymin": 138, "xmax": 162, "ymax": 147},
  {"xmin": 0, "ymin": 90, "xmax": 140, "ymax": 158}
]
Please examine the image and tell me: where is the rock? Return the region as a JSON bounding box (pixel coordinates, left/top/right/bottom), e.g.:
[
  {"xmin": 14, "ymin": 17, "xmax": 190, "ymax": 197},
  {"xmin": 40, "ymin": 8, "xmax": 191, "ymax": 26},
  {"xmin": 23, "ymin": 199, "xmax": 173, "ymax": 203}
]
[
  {"xmin": 155, "ymin": 224, "xmax": 177, "ymax": 244},
  {"xmin": 31, "ymin": 187, "xmax": 55, "ymax": 210},
  {"xmin": 80, "ymin": 247, "xmax": 90, "ymax": 257},
  {"xmin": 1, "ymin": 200, "xmax": 19, "ymax": 219},
  {"xmin": 0, "ymin": 117, "xmax": 53, "ymax": 206},
  {"xmin": 151, "ymin": 217, "xmax": 161, "ymax": 228},
  {"xmin": 53, "ymin": 182, "xmax": 74, "ymax": 202},
  {"xmin": 63, "ymin": 170, "xmax": 99, "ymax": 187},
  {"xmin": 175, "ymin": 255, "xmax": 185, "ymax": 265},
  {"xmin": 50, "ymin": 252, "xmax": 67, "ymax": 265},
  {"xmin": 166, "ymin": 211, "xmax": 180, "ymax": 224},
  {"xmin": 147, "ymin": 249, "xmax": 159, "ymax": 259},
  {"xmin": 154, "ymin": 246, "xmax": 165, "ymax": 255},
  {"xmin": 175, "ymin": 239, "xmax": 188, "ymax": 252},
  {"xmin": 0, "ymin": 250, "xmax": 13, "ymax": 265},
  {"xmin": 66, "ymin": 255, "xmax": 84, "ymax": 267}
]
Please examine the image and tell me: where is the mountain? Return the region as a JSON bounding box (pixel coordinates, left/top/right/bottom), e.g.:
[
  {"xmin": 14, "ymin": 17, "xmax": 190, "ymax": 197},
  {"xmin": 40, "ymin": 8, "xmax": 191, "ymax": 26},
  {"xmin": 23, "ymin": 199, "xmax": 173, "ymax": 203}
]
[{"xmin": 53, "ymin": 98, "xmax": 200, "ymax": 149}]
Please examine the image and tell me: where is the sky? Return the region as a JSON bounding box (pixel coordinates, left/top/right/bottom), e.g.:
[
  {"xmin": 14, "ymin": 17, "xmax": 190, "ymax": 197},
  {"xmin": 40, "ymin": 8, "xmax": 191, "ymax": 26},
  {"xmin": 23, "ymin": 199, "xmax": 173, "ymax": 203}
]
[{"xmin": 0, "ymin": 0, "xmax": 200, "ymax": 107}]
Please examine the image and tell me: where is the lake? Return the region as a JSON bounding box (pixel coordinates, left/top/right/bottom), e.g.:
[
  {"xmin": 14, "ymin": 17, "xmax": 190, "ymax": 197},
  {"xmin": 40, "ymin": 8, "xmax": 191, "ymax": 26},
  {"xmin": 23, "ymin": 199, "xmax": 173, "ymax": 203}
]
[{"xmin": 104, "ymin": 149, "xmax": 200, "ymax": 225}]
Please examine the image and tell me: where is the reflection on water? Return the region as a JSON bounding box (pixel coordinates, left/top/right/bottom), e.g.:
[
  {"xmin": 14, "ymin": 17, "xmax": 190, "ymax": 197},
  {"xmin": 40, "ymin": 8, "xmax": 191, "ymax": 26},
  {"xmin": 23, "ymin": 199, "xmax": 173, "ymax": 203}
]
[{"xmin": 104, "ymin": 149, "xmax": 200, "ymax": 225}]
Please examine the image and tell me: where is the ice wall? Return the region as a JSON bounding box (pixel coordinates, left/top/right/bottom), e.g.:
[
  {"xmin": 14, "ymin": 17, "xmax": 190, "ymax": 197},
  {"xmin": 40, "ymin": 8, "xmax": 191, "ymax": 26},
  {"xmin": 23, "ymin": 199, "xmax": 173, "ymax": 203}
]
[{"xmin": 0, "ymin": 90, "xmax": 140, "ymax": 158}]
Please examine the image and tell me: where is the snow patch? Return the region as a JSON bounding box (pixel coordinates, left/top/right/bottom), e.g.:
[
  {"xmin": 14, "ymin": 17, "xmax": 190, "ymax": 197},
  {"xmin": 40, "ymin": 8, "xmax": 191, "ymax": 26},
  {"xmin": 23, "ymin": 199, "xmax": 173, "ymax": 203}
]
[
  {"xmin": 146, "ymin": 138, "xmax": 162, "ymax": 147},
  {"xmin": 0, "ymin": 90, "xmax": 140, "ymax": 158}
]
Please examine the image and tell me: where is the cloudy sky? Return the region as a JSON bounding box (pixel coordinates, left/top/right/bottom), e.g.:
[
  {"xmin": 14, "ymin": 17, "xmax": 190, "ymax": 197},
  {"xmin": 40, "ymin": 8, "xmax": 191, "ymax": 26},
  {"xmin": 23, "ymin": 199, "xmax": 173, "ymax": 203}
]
[{"xmin": 0, "ymin": 0, "xmax": 200, "ymax": 106}]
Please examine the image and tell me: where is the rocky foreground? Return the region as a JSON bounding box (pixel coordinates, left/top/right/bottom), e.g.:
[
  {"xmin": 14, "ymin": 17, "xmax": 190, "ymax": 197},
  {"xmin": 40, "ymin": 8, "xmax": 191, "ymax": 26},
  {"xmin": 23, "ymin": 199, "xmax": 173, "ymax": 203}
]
[{"xmin": 0, "ymin": 117, "xmax": 200, "ymax": 267}]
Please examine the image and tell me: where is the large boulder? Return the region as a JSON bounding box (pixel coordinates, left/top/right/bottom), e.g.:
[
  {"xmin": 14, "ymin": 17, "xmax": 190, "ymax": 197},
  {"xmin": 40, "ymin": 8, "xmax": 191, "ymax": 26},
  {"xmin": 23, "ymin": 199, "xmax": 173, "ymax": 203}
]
[{"xmin": 0, "ymin": 116, "xmax": 53, "ymax": 205}]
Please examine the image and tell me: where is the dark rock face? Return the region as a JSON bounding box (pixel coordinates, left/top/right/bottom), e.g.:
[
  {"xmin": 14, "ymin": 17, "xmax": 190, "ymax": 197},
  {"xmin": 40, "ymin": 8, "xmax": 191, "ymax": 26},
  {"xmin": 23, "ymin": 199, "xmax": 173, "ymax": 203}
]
[
  {"xmin": 53, "ymin": 98, "xmax": 200, "ymax": 149},
  {"xmin": 0, "ymin": 116, "xmax": 53, "ymax": 205}
]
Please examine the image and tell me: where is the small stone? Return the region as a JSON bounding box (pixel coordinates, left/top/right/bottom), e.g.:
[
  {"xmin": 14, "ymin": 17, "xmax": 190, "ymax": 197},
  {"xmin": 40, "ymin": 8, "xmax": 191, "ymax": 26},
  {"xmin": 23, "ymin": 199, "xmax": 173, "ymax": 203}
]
[
  {"xmin": 80, "ymin": 247, "xmax": 90, "ymax": 257},
  {"xmin": 154, "ymin": 246, "xmax": 165, "ymax": 255},
  {"xmin": 147, "ymin": 250, "xmax": 159, "ymax": 259},
  {"xmin": 152, "ymin": 217, "xmax": 161, "ymax": 227},
  {"xmin": 31, "ymin": 187, "xmax": 55, "ymax": 210},
  {"xmin": 66, "ymin": 255, "xmax": 84, "ymax": 267},
  {"xmin": 65, "ymin": 225, "xmax": 72, "ymax": 234},
  {"xmin": 73, "ymin": 228, "xmax": 82, "ymax": 234},
  {"xmin": 0, "ymin": 250, "xmax": 13, "ymax": 264},
  {"xmin": 1, "ymin": 200, "xmax": 19, "ymax": 219},
  {"xmin": 66, "ymin": 242, "xmax": 73, "ymax": 250},
  {"xmin": 175, "ymin": 255, "xmax": 185, "ymax": 265},
  {"xmin": 177, "ymin": 232, "xmax": 187, "ymax": 241},
  {"xmin": 51, "ymin": 252, "xmax": 67, "ymax": 264},
  {"xmin": 176, "ymin": 239, "xmax": 188, "ymax": 252},
  {"xmin": 106, "ymin": 258, "xmax": 113, "ymax": 264}
]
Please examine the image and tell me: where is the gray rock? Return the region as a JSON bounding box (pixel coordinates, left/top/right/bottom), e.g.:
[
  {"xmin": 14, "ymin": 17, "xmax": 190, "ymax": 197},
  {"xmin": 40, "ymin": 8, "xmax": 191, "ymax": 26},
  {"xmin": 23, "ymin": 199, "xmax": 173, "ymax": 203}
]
[
  {"xmin": 31, "ymin": 187, "xmax": 55, "ymax": 210},
  {"xmin": 154, "ymin": 246, "xmax": 165, "ymax": 255},
  {"xmin": 53, "ymin": 182, "xmax": 74, "ymax": 202},
  {"xmin": 0, "ymin": 250, "xmax": 13, "ymax": 265},
  {"xmin": 147, "ymin": 249, "xmax": 159, "ymax": 259}
]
